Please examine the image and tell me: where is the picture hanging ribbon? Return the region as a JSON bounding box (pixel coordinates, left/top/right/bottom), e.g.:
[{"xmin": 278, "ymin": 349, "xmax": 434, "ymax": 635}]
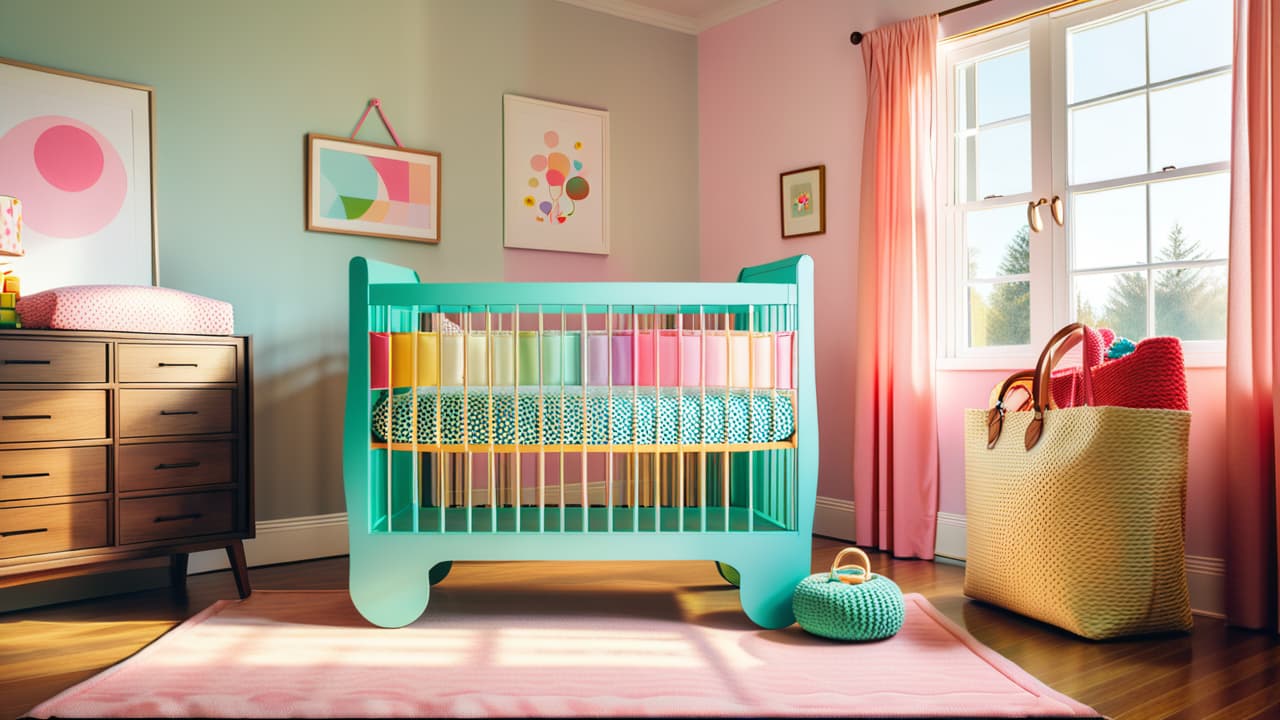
[{"xmin": 350, "ymin": 98, "xmax": 403, "ymax": 147}]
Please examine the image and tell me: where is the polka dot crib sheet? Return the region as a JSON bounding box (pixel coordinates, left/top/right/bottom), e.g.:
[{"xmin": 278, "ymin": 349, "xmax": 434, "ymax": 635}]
[{"xmin": 371, "ymin": 386, "xmax": 795, "ymax": 446}]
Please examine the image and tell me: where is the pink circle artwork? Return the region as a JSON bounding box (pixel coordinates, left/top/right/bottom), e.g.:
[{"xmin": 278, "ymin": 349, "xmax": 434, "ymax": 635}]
[{"xmin": 0, "ymin": 115, "xmax": 128, "ymax": 238}]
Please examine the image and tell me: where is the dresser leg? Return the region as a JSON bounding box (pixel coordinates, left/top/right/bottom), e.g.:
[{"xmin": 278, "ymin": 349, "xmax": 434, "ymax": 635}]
[
  {"xmin": 169, "ymin": 553, "xmax": 189, "ymax": 597},
  {"xmin": 226, "ymin": 540, "xmax": 251, "ymax": 598}
]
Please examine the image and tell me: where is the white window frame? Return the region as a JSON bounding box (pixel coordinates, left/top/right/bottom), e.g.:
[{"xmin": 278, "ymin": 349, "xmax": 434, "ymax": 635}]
[{"xmin": 937, "ymin": 0, "xmax": 1230, "ymax": 370}]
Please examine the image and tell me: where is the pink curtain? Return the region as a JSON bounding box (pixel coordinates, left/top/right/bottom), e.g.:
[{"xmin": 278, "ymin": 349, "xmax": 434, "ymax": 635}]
[
  {"xmin": 1225, "ymin": 0, "xmax": 1279, "ymax": 631},
  {"xmin": 852, "ymin": 15, "xmax": 940, "ymax": 559}
]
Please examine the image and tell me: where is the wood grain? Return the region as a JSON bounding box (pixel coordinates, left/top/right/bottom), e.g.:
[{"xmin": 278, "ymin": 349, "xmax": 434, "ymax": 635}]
[
  {"xmin": 0, "ymin": 446, "xmax": 108, "ymax": 501},
  {"xmin": 0, "ymin": 340, "xmax": 107, "ymax": 384},
  {"xmin": 117, "ymin": 344, "xmax": 236, "ymax": 384},
  {"xmin": 119, "ymin": 389, "xmax": 232, "ymax": 438},
  {"xmin": 0, "ymin": 500, "xmax": 107, "ymax": 560},
  {"xmin": 1, "ymin": 540, "xmax": 1277, "ymax": 719},
  {"xmin": 118, "ymin": 491, "xmax": 235, "ymax": 545},
  {"xmin": 117, "ymin": 441, "xmax": 234, "ymax": 492},
  {"xmin": 0, "ymin": 391, "xmax": 108, "ymax": 443}
]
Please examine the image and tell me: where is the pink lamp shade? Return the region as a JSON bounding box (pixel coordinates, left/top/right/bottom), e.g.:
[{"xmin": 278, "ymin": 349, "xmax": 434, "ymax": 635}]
[{"xmin": 0, "ymin": 197, "xmax": 23, "ymax": 257}]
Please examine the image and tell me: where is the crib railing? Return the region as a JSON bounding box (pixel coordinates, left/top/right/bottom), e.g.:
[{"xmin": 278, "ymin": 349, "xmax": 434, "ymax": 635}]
[{"xmin": 360, "ymin": 292, "xmax": 801, "ymax": 537}]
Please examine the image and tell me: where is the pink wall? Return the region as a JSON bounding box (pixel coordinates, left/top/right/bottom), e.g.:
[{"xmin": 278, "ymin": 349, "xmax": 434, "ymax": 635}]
[
  {"xmin": 699, "ymin": 0, "xmax": 948, "ymax": 501},
  {"xmin": 698, "ymin": 0, "xmax": 1227, "ymax": 562}
]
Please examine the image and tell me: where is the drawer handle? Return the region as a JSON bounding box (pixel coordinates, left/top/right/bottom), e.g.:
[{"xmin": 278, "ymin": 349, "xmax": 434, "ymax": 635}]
[
  {"xmin": 2, "ymin": 414, "xmax": 52, "ymax": 421},
  {"xmin": 3, "ymin": 359, "xmax": 51, "ymax": 365},
  {"xmin": 1, "ymin": 527, "xmax": 49, "ymax": 538},
  {"xmin": 155, "ymin": 513, "xmax": 202, "ymax": 523},
  {"xmin": 1, "ymin": 472, "xmax": 51, "ymax": 480},
  {"xmin": 158, "ymin": 362, "xmax": 199, "ymax": 367},
  {"xmin": 159, "ymin": 410, "xmax": 199, "ymax": 416},
  {"xmin": 156, "ymin": 461, "xmax": 201, "ymax": 470}
]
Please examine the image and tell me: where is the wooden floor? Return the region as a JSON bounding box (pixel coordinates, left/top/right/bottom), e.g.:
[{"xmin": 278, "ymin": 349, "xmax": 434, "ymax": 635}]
[{"xmin": 2, "ymin": 538, "xmax": 1278, "ymax": 719}]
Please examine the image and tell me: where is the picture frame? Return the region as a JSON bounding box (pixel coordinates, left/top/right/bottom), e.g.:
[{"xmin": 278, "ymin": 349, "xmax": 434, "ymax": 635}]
[
  {"xmin": 780, "ymin": 164, "xmax": 826, "ymax": 239},
  {"xmin": 503, "ymin": 94, "xmax": 609, "ymax": 255},
  {"xmin": 0, "ymin": 57, "xmax": 157, "ymax": 290},
  {"xmin": 305, "ymin": 133, "xmax": 441, "ymax": 244}
]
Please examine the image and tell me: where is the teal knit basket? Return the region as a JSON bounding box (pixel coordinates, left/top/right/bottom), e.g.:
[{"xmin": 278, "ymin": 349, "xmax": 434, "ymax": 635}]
[{"xmin": 793, "ymin": 547, "xmax": 905, "ymax": 641}]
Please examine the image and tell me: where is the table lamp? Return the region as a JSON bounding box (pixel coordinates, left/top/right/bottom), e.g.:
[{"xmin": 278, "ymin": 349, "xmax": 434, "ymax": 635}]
[{"xmin": 0, "ymin": 195, "xmax": 24, "ymax": 328}]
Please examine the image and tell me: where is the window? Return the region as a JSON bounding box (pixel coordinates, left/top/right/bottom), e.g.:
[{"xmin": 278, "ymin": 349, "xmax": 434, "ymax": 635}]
[{"xmin": 940, "ymin": 0, "xmax": 1233, "ymax": 365}]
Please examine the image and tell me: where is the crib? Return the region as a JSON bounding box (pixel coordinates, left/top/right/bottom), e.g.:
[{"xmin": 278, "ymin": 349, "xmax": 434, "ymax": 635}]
[{"xmin": 343, "ymin": 254, "xmax": 817, "ymax": 628}]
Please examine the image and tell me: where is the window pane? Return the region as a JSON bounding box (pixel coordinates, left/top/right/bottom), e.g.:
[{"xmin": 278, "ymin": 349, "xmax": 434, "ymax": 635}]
[
  {"xmin": 1072, "ymin": 185, "xmax": 1147, "ymax": 270},
  {"xmin": 1150, "ymin": 74, "xmax": 1231, "ymax": 171},
  {"xmin": 977, "ymin": 48, "xmax": 1030, "ymax": 125},
  {"xmin": 978, "ymin": 121, "xmax": 1031, "ymax": 198},
  {"xmin": 1155, "ymin": 264, "xmax": 1227, "ymax": 340},
  {"xmin": 967, "ymin": 205, "xmax": 1030, "ymax": 279},
  {"xmin": 1074, "ymin": 271, "xmax": 1148, "ymax": 340},
  {"xmin": 1071, "ymin": 94, "xmax": 1146, "ymax": 184},
  {"xmin": 970, "ymin": 281, "xmax": 1031, "ymax": 347},
  {"xmin": 1150, "ymin": 173, "xmax": 1230, "ymax": 262},
  {"xmin": 1149, "ymin": 0, "xmax": 1232, "ymax": 83},
  {"xmin": 1069, "ymin": 14, "xmax": 1145, "ymax": 103}
]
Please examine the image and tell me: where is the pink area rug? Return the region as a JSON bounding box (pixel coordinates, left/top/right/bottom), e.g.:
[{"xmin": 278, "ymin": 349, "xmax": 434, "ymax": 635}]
[{"xmin": 29, "ymin": 590, "xmax": 1097, "ymax": 718}]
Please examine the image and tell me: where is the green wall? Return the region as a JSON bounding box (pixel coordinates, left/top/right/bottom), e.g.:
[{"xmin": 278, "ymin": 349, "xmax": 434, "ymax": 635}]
[{"xmin": 1, "ymin": 0, "xmax": 699, "ymax": 520}]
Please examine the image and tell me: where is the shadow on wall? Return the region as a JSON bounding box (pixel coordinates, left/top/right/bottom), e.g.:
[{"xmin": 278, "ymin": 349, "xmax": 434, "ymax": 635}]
[{"xmin": 253, "ymin": 333, "xmax": 349, "ymax": 521}]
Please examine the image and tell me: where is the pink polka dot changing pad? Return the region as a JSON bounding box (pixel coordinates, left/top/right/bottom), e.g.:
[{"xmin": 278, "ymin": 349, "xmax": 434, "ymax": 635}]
[{"xmin": 16, "ymin": 285, "xmax": 234, "ymax": 335}]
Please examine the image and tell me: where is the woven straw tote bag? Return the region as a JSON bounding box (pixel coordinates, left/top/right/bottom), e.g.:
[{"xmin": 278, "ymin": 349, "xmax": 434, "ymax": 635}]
[{"xmin": 964, "ymin": 323, "xmax": 1192, "ymax": 640}]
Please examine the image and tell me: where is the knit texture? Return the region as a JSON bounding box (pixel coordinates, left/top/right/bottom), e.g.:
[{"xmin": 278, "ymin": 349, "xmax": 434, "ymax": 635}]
[
  {"xmin": 964, "ymin": 405, "xmax": 1192, "ymax": 639},
  {"xmin": 792, "ymin": 570, "xmax": 906, "ymax": 641}
]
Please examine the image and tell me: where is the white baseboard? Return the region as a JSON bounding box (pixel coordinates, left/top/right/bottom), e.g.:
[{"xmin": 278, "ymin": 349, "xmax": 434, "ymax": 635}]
[
  {"xmin": 188, "ymin": 513, "xmax": 349, "ymax": 574},
  {"xmin": 813, "ymin": 496, "xmax": 855, "ymax": 541},
  {"xmin": 932, "ymin": 512, "xmax": 1226, "ymax": 617}
]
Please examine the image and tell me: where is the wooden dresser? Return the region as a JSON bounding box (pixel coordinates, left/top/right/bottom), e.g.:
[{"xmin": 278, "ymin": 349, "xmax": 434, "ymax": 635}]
[{"xmin": 0, "ymin": 329, "xmax": 252, "ymax": 598}]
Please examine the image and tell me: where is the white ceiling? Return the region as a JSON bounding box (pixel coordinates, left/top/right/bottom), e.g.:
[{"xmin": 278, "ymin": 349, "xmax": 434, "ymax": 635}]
[{"xmin": 556, "ymin": 0, "xmax": 777, "ymax": 34}]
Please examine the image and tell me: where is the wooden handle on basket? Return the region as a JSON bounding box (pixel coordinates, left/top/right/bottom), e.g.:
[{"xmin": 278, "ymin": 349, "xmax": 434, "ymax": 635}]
[{"xmin": 830, "ymin": 547, "xmax": 873, "ymax": 585}]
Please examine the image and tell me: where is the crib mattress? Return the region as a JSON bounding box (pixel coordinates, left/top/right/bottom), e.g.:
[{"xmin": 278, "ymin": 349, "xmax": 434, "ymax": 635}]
[{"xmin": 371, "ymin": 386, "xmax": 795, "ymax": 446}]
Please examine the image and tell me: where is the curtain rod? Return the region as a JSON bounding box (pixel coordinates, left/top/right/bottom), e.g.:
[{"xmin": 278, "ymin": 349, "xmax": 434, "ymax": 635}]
[{"xmin": 850, "ymin": 0, "xmax": 1091, "ymax": 45}]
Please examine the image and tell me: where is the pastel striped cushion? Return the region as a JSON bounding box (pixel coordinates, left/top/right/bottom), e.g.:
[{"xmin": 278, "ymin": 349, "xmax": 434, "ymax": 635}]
[{"xmin": 17, "ymin": 285, "xmax": 234, "ymax": 335}]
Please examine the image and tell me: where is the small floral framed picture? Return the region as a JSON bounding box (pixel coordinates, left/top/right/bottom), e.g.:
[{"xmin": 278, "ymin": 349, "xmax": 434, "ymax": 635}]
[{"xmin": 780, "ymin": 164, "xmax": 825, "ymax": 239}]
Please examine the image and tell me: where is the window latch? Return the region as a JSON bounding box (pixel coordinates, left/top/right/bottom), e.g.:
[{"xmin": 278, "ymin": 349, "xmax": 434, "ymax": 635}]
[
  {"xmin": 983, "ymin": 194, "xmax": 1003, "ymax": 200},
  {"xmin": 1161, "ymin": 165, "xmax": 1177, "ymax": 172}
]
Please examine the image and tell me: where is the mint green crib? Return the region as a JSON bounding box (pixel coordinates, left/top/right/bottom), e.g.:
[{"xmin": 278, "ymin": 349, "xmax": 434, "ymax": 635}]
[{"xmin": 343, "ymin": 255, "xmax": 818, "ymax": 628}]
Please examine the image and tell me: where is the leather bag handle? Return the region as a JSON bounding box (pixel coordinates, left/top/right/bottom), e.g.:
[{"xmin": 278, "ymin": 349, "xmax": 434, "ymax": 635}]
[
  {"xmin": 985, "ymin": 336, "xmax": 1089, "ymax": 448},
  {"xmin": 1024, "ymin": 323, "xmax": 1097, "ymax": 450}
]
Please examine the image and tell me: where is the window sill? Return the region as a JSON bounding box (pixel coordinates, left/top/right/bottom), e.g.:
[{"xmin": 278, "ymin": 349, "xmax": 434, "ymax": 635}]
[{"xmin": 937, "ymin": 350, "xmax": 1226, "ymax": 372}]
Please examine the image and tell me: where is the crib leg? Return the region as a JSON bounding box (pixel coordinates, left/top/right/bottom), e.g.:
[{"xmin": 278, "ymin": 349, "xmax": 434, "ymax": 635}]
[
  {"xmin": 734, "ymin": 550, "xmax": 810, "ymax": 629},
  {"xmin": 349, "ymin": 552, "xmax": 434, "ymax": 628},
  {"xmin": 429, "ymin": 561, "xmax": 453, "ymax": 586}
]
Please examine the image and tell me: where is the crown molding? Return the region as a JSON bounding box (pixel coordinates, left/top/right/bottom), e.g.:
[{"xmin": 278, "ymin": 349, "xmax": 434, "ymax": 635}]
[{"xmin": 555, "ymin": 0, "xmax": 777, "ymax": 34}]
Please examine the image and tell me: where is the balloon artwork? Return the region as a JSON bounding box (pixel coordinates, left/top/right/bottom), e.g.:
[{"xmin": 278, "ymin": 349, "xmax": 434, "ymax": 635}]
[{"xmin": 527, "ymin": 130, "xmax": 591, "ymax": 225}]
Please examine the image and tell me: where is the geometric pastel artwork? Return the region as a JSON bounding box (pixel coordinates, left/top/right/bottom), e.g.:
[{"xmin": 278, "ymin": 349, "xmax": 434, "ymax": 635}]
[
  {"xmin": 306, "ymin": 134, "xmax": 441, "ymax": 244},
  {"xmin": 0, "ymin": 57, "xmax": 156, "ymax": 290},
  {"xmin": 503, "ymin": 95, "xmax": 609, "ymax": 255}
]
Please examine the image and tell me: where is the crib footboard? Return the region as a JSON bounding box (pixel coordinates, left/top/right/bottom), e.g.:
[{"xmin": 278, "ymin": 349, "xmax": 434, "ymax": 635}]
[{"xmin": 343, "ymin": 255, "xmax": 818, "ymax": 628}]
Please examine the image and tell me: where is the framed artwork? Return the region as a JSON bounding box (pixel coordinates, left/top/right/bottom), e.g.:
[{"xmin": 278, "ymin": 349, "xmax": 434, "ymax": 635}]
[
  {"xmin": 0, "ymin": 57, "xmax": 156, "ymax": 291},
  {"xmin": 780, "ymin": 164, "xmax": 826, "ymax": 239},
  {"xmin": 503, "ymin": 94, "xmax": 609, "ymax": 255},
  {"xmin": 305, "ymin": 134, "xmax": 441, "ymax": 244}
]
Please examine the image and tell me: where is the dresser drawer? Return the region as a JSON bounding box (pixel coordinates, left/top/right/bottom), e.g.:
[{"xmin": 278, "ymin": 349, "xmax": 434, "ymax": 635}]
[
  {"xmin": 120, "ymin": 491, "xmax": 236, "ymax": 544},
  {"xmin": 120, "ymin": 389, "xmax": 233, "ymax": 438},
  {"xmin": 118, "ymin": 344, "xmax": 237, "ymax": 384},
  {"xmin": 0, "ymin": 500, "xmax": 109, "ymax": 559},
  {"xmin": 0, "ymin": 391, "xmax": 108, "ymax": 443},
  {"xmin": 119, "ymin": 441, "xmax": 234, "ymax": 492},
  {"xmin": 0, "ymin": 340, "xmax": 108, "ymax": 384},
  {"xmin": 0, "ymin": 446, "xmax": 108, "ymax": 501}
]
